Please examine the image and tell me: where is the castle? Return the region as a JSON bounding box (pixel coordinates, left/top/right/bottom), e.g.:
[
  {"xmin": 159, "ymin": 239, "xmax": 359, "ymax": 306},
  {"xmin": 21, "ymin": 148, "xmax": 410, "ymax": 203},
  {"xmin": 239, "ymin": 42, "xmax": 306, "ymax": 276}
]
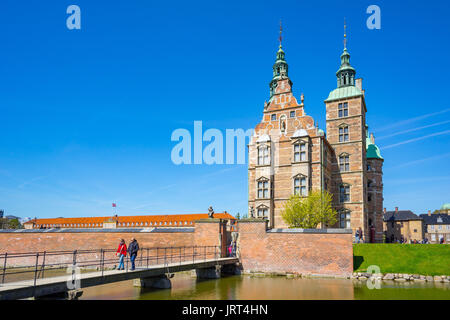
[{"xmin": 248, "ymin": 30, "xmax": 384, "ymax": 242}]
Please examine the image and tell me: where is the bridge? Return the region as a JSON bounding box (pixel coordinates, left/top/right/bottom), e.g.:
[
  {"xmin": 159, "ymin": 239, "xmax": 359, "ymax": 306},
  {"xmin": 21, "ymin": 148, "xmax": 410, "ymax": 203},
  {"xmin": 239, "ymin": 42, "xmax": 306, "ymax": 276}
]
[{"xmin": 0, "ymin": 246, "xmax": 240, "ymax": 300}]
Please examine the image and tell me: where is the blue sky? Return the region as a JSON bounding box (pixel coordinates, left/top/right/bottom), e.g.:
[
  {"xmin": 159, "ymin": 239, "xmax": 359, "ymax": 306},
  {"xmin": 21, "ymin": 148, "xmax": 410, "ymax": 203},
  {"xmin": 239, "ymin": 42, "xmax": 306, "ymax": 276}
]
[{"xmin": 0, "ymin": 0, "xmax": 449, "ymax": 219}]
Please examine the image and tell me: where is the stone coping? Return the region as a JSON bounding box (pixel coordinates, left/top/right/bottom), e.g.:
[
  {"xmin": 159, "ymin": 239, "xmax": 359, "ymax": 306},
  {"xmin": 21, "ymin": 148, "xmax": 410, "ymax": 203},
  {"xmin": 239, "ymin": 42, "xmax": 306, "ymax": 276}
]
[
  {"xmin": 194, "ymin": 218, "xmax": 225, "ymax": 223},
  {"xmin": 0, "ymin": 227, "xmax": 195, "ymax": 234},
  {"xmin": 268, "ymin": 228, "xmax": 352, "ymax": 234},
  {"xmin": 237, "ymin": 218, "xmax": 267, "ymax": 223}
]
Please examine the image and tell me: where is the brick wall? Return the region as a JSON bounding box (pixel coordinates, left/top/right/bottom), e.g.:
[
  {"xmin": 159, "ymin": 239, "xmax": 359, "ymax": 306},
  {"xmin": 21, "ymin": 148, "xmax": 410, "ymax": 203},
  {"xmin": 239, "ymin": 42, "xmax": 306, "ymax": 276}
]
[
  {"xmin": 0, "ymin": 219, "xmax": 227, "ymax": 267},
  {"xmin": 237, "ymin": 220, "xmax": 353, "ymax": 277}
]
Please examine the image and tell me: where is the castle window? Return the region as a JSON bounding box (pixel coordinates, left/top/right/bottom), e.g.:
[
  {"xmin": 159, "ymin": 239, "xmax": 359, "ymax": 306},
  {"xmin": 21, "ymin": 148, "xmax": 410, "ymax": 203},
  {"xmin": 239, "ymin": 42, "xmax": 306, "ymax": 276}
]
[
  {"xmin": 339, "ymin": 154, "xmax": 350, "ymax": 172},
  {"xmin": 294, "ymin": 175, "xmax": 307, "ymax": 196},
  {"xmin": 339, "ymin": 126, "xmax": 349, "ymax": 142},
  {"xmin": 257, "ymin": 179, "xmax": 269, "ymax": 199},
  {"xmin": 368, "ymin": 194, "xmax": 372, "ymax": 202},
  {"xmin": 367, "ymin": 180, "xmax": 373, "ymax": 188},
  {"xmin": 294, "ymin": 143, "xmax": 306, "ymax": 162},
  {"xmin": 367, "ymin": 164, "xmax": 372, "ymax": 171},
  {"xmin": 339, "ymin": 210, "xmax": 351, "ymax": 228},
  {"xmin": 271, "ymin": 114, "xmax": 276, "ymax": 121},
  {"xmin": 340, "ymin": 184, "xmax": 350, "ymax": 203},
  {"xmin": 338, "ymin": 102, "xmax": 348, "ymax": 118},
  {"xmin": 290, "ymin": 111, "xmax": 295, "ymax": 118},
  {"xmin": 257, "ymin": 206, "xmax": 269, "ymax": 219},
  {"xmin": 431, "ymin": 225, "xmax": 434, "ymax": 230},
  {"xmin": 258, "ymin": 146, "xmax": 270, "ymax": 165}
]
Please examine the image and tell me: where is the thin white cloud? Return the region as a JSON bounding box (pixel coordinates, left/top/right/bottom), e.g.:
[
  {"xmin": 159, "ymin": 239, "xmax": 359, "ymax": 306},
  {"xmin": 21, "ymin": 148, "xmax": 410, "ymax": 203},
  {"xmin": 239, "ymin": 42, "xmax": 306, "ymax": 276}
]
[
  {"xmin": 381, "ymin": 130, "xmax": 450, "ymax": 150},
  {"xmin": 387, "ymin": 152, "xmax": 450, "ymax": 169},
  {"xmin": 376, "ymin": 108, "xmax": 450, "ymax": 133},
  {"xmin": 377, "ymin": 120, "xmax": 450, "ymax": 141}
]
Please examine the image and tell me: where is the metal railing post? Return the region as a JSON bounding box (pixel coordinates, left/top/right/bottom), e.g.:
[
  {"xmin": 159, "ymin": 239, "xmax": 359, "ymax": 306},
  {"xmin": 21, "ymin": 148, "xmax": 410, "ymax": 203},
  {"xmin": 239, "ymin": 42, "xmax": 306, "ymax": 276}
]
[
  {"xmin": 2, "ymin": 253, "xmax": 7, "ymax": 284},
  {"xmin": 179, "ymin": 247, "xmax": 181, "ymax": 265},
  {"xmin": 41, "ymin": 251, "xmax": 46, "ymax": 279},
  {"xmin": 33, "ymin": 253, "xmax": 39, "ymax": 287},
  {"xmin": 101, "ymin": 249, "xmax": 104, "ymax": 277},
  {"xmin": 156, "ymin": 248, "xmax": 159, "ymax": 265},
  {"xmin": 204, "ymin": 246, "xmax": 206, "ymax": 261},
  {"xmin": 164, "ymin": 248, "xmax": 167, "ymax": 266},
  {"xmin": 146, "ymin": 248, "xmax": 149, "ymax": 268}
]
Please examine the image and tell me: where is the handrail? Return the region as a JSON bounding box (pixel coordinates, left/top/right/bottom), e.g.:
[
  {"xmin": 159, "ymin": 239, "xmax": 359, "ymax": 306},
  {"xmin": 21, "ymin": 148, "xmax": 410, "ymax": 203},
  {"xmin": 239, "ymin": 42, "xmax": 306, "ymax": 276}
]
[{"xmin": 0, "ymin": 245, "xmax": 221, "ymax": 286}]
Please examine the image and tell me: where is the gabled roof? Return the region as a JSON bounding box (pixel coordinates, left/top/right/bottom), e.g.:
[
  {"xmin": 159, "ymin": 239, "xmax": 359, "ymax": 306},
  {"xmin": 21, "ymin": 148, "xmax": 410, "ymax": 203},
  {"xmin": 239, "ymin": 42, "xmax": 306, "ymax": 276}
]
[
  {"xmin": 419, "ymin": 213, "xmax": 450, "ymax": 225},
  {"xmin": 383, "ymin": 210, "xmax": 421, "ymax": 222}
]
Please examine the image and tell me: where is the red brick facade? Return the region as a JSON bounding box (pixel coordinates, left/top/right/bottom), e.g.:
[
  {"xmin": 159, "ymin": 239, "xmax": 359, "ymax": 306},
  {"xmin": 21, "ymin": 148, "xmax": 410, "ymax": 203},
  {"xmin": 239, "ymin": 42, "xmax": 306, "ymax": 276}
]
[{"xmin": 237, "ymin": 220, "xmax": 353, "ymax": 277}]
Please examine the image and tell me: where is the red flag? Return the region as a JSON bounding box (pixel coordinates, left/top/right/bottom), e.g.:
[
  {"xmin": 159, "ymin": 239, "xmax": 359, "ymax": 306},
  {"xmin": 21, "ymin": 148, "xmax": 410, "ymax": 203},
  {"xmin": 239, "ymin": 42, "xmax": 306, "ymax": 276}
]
[{"xmin": 112, "ymin": 203, "xmax": 116, "ymax": 208}]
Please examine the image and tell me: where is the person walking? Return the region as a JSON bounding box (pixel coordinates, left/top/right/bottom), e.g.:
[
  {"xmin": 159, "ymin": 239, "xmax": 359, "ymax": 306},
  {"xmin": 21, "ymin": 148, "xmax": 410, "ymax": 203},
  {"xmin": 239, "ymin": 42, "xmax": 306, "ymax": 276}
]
[
  {"xmin": 128, "ymin": 238, "xmax": 139, "ymax": 270},
  {"xmin": 358, "ymin": 227, "xmax": 364, "ymax": 243},
  {"xmin": 116, "ymin": 239, "xmax": 127, "ymax": 270},
  {"xmin": 354, "ymin": 229, "xmax": 360, "ymax": 243}
]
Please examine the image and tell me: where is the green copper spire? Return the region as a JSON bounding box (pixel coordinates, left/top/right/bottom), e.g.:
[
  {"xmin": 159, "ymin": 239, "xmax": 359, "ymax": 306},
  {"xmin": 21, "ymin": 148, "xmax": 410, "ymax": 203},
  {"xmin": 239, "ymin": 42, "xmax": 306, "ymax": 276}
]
[
  {"xmin": 269, "ymin": 21, "xmax": 290, "ymax": 97},
  {"xmin": 336, "ymin": 21, "xmax": 356, "ymax": 88},
  {"xmin": 365, "ymin": 125, "xmax": 383, "ymax": 160}
]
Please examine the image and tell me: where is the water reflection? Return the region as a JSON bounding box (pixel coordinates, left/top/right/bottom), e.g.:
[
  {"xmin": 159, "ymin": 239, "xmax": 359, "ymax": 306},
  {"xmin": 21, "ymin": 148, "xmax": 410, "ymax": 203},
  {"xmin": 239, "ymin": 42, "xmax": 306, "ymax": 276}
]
[{"xmin": 80, "ymin": 273, "xmax": 450, "ymax": 300}]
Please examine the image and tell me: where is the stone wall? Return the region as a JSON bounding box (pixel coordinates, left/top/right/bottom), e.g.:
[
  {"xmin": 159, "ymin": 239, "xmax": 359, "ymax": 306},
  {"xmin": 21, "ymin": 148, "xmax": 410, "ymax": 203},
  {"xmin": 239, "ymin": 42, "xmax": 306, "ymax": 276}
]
[{"xmin": 237, "ymin": 219, "xmax": 353, "ymax": 277}]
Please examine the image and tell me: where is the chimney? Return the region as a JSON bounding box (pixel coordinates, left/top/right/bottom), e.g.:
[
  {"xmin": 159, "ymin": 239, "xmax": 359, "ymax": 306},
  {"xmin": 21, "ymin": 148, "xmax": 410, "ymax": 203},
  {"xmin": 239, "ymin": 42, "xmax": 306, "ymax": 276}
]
[
  {"xmin": 395, "ymin": 207, "xmax": 398, "ymax": 213},
  {"xmin": 355, "ymin": 78, "xmax": 363, "ymax": 91},
  {"xmin": 383, "ymin": 208, "xmax": 386, "ymax": 214},
  {"xmin": 428, "ymin": 210, "xmax": 431, "ymax": 216}
]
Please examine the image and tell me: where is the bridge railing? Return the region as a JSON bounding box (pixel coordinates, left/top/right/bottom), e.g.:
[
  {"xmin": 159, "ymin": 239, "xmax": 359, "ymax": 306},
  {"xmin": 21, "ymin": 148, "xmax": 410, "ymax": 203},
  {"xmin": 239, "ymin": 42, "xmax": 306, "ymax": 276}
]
[{"xmin": 0, "ymin": 245, "xmax": 221, "ymax": 285}]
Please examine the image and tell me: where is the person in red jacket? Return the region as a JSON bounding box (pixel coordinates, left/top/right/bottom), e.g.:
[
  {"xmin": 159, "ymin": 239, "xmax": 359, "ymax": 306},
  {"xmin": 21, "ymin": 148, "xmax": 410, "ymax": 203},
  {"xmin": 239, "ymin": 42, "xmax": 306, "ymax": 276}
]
[{"xmin": 116, "ymin": 239, "xmax": 127, "ymax": 270}]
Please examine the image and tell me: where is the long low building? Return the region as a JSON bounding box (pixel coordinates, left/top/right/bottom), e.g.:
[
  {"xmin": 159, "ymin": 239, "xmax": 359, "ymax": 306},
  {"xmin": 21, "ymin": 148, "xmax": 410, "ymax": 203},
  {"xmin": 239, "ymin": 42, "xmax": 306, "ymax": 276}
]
[{"xmin": 23, "ymin": 212, "xmax": 236, "ymax": 230}]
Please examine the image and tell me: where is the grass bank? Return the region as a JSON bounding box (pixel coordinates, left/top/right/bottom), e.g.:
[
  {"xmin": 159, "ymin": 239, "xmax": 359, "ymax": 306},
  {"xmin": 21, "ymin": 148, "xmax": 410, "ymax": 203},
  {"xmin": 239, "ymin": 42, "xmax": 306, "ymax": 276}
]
[{"xmin": 353, "ymin": 244, "xmax": 450, "ymax": 276}]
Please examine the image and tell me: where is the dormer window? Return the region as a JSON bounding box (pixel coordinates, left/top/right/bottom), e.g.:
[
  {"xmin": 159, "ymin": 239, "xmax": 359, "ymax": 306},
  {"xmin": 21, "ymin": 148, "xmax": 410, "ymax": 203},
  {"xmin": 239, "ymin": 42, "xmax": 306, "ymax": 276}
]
[{"xmin": 271, "ymin": 114, "xmax": 276, "ymax": 121}]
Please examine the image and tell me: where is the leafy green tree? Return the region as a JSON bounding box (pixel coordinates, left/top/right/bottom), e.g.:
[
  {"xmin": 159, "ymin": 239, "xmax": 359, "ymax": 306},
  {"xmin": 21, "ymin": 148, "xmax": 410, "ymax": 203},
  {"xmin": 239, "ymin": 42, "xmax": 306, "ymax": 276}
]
[
  {"xmin": 281, "ymin": 190, "xmax": 337, "ymax": 228},
  {"xmin": 236, "ymin": 212, "xmax": 240, "ymax": 220},
  {"xmin": 7, "ymin": 218, "xmax": 22, "ymax": 229}
]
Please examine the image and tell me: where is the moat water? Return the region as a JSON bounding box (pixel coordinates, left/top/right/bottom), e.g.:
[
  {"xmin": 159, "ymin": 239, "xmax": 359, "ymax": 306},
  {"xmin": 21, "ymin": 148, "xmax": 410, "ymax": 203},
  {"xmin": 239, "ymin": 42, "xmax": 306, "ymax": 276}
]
[{"xmin": 79, "ymin": 273, "xmax": 450, "ymax": 300}]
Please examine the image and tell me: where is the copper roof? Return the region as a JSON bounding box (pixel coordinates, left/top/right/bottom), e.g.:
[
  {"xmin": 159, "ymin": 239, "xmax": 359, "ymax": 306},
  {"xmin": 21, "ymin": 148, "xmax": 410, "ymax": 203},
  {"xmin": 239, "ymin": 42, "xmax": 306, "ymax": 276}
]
[{"xmin": 24, "ymin": 213, "xmax": 236, "ymax": 228}]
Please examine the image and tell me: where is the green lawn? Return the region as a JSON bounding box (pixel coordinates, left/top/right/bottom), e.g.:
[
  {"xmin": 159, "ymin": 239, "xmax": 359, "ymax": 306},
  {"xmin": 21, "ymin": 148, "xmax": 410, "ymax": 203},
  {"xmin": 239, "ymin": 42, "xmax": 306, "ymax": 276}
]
[{"xmin": 353, "ymin": 244, "xmax": 450, "ymax": 276}]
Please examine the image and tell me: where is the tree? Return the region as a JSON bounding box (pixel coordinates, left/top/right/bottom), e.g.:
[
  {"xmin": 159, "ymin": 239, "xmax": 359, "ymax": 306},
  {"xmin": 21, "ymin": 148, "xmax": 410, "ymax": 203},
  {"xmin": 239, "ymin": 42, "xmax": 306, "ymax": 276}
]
[
  {"xmin": 236, "ymin": 212, "xmax": 240, "ymax": 220},
  {"xmin": 7, "ymin": 218, "xmax": 22, "ymax": 229},
  {"xmin": 281, "ymin": 190, "xmax": 337, "ymax": 229}
]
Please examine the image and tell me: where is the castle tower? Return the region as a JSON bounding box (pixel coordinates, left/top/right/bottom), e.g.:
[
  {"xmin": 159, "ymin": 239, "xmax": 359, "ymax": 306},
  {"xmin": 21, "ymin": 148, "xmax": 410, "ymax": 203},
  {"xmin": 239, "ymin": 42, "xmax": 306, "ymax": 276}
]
[
  {"xmin": 248, "ymin": 26, "xmax": 330, "ymax": 228},
  {"xmin": 366, "ymin": 127, "xmax": 384, "ymax": 242},
  {"xmin": 324, "ymin": 34, "xmax": 369, "ymax": 238}
]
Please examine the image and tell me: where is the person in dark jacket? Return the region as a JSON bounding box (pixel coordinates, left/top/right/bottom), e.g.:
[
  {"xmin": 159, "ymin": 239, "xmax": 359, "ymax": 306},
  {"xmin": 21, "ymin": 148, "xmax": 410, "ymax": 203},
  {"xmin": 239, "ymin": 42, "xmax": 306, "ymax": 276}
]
[{"xmin": 128, "ymin": 238, "xmax": 139, "ymax": 270}]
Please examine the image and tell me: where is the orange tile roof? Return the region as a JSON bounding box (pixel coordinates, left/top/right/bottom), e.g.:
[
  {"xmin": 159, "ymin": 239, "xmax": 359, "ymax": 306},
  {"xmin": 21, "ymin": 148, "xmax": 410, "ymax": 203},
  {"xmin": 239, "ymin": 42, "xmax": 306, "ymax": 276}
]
[{"xmin": 24, "ymin": 213, "xmax": 236, "ymax": 228}]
